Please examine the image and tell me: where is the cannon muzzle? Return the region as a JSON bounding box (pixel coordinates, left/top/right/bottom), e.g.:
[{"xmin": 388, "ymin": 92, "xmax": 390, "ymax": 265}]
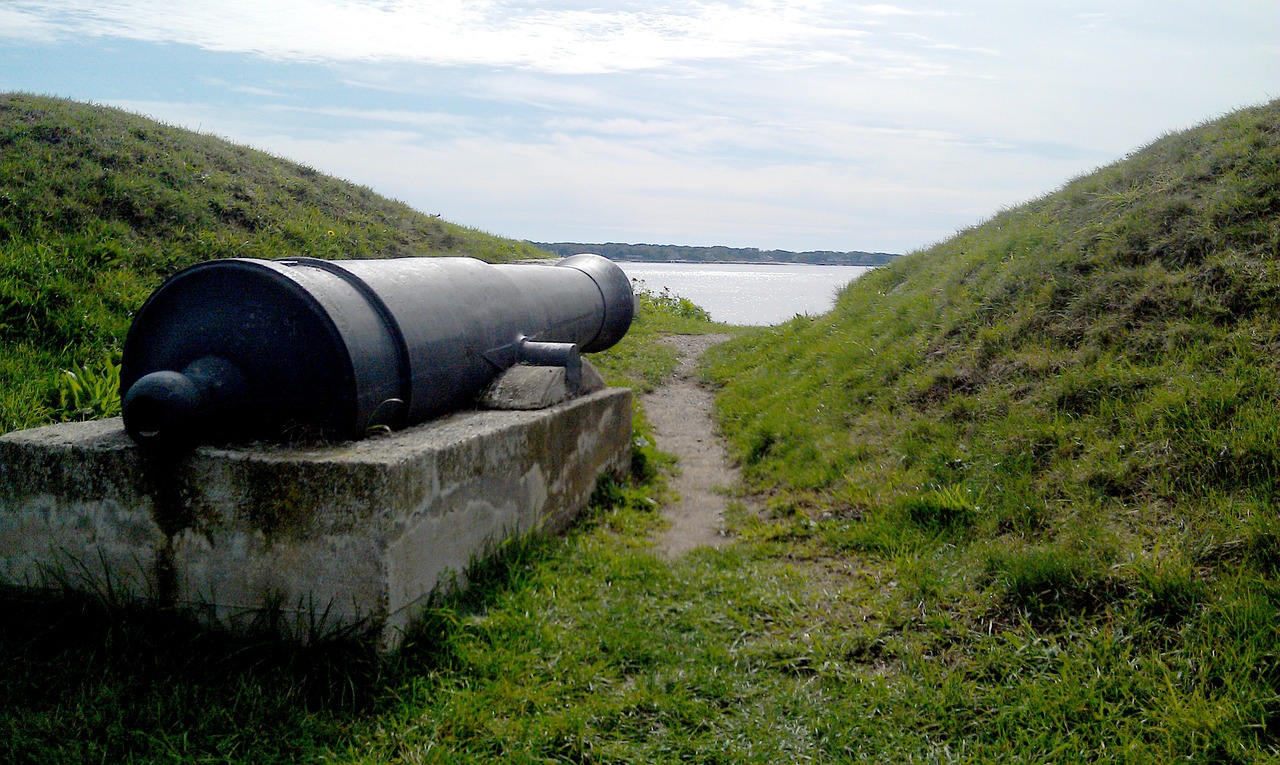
[{"xmin": 119, "ymin": 254, "xmax": 634, "ymax": 447}]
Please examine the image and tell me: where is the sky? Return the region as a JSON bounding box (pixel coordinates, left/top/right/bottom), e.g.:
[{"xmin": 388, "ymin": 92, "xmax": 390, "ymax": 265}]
[{"xmin": 1, "ymin": 2, "xmax": 1276, "ymax": 254}]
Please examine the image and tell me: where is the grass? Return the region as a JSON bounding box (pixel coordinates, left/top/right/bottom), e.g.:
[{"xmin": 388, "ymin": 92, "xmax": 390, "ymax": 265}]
[
  {"xmin": 4, "ymin": 94, "xmax": 1280, "ymax": 761},
  {"xmin": 700, "ymin": 98, "xmax": 1280, "ymax": 758}
]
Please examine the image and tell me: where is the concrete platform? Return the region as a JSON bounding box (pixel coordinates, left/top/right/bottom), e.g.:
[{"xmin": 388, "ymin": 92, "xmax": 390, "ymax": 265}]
[{"xmin": 0, "ymin": 388, "xmax": 631, "ymax": 646}]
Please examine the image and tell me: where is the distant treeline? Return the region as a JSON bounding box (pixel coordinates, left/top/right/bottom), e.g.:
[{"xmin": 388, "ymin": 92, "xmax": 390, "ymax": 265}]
[{"xmin": 531, "ymin": 242, "xmax": 898, "ymax": 266}]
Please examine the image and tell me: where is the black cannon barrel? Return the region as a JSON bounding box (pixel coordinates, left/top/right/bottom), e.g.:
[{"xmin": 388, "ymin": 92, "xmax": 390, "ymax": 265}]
[{"xmin": 119, "ymin": 254, "xmax": 634, "ymax": 447}]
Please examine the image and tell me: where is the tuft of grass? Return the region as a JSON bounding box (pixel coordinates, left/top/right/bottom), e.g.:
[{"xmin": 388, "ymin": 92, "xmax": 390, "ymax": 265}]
[
  {"xmin": 901, "ymin": 483, "xmax": 981, "ymax": 530},
  {"xmin": 982, "ymin": 542, "xmax": 1116, "ymax": 624},
  {"xmin": 54, "ymin": 353, "xmax": 122, "ymax": 421}
]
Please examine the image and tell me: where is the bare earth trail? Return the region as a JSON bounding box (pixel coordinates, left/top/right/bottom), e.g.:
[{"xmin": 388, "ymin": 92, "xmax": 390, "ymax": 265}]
[{"xmin": 644, "ymin": 333, "xmax": 753, "ymax": 557}]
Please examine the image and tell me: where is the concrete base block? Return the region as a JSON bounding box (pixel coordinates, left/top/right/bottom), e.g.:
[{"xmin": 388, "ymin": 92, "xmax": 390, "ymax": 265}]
[
  {"xmin": 0, "ymin": 388, "xmax": 631, "ymax": 647},
  {"xmin": 480, "ymin": 365, "xmax": 571, "ymax": 410},
  {"xmin": 480, "ymin": 359, "xmax": 606, "ymax": 411}
]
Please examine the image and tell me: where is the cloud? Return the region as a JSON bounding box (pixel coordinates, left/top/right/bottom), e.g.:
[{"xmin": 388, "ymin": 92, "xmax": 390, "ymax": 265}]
[
  {"xmin": 0, "ymin": 5, "xmax": 59, "ymax": 41},
  {"xmin": 264, "ymin": 105, "xmax": 476, "ymax": 132},
  {"xmin": 14, "ymin": 2, "xmax": 1277, "ymax": 253},
  {"xmin": 1, "ymin": 0, "xmax": 870, "ymax": 74},
  {"xmin": 855, "ymin": 5, "xmax": 925, "ymax": 17}
]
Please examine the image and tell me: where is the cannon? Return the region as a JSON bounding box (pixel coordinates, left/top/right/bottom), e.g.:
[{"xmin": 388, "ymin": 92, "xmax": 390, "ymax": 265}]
[{"xmin": 119, "ymin": 254, "xmax": 634, "ymax": 447}]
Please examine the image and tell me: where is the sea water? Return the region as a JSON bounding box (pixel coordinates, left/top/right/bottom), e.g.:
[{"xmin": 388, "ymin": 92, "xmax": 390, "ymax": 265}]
[{"xmin": 616, "ymin": 262, "xmax": 874, "ymax": 326}]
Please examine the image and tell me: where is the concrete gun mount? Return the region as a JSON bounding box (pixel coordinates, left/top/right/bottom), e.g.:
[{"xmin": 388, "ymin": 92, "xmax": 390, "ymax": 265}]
[{"xmin": 0, "ymin": 388, "xmax": 631, "ymax": 648}]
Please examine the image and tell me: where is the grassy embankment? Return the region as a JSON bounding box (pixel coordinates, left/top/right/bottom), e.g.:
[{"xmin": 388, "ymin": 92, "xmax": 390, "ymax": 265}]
[
  {"xmin": 4, "ymin": 92, "xmax": 1280, "ymax": 761},
  {"xmin": 705, "ymin": 98, "xmax": 1280, "ymax": 758}
]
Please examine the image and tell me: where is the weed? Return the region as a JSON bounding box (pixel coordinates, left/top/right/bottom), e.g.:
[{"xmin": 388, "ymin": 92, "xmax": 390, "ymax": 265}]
[
  {"xmin": 1126, "ymin": 549, "xmax": 1206, "ymax": 628},
  {"xmin": 54, "ymin": 353, "xmax": 121, "ymax": 421},
  {"xmin": 640, "ymin": 285, "xmax": 713, "ymax": 322},
  {"xmin": 901, "ymin": 483, "xmax": 981, "ymax": 530}
]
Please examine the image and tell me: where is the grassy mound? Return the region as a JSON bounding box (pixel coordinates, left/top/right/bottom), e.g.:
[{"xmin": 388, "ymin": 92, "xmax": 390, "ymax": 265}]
[
  {"xmin": 711, "ymin": 99, "xmax": 1280, "ymax": 550},
  {"xmin": 0, "ymin": 92, "xmax": 548, "ymax": 431},
  {"xmin": 703, "ymin": 100, "xmax": 1280, "ymax": 753}
]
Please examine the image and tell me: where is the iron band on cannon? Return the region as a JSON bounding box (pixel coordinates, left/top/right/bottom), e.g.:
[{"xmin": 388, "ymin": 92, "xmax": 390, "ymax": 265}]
[{"xmin": 119, "ymin": 254, "xmax": 634, "ymax": 447}]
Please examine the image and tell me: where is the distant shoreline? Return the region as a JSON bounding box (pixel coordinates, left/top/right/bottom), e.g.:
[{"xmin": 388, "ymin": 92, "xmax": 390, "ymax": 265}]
[{"xmin": 531, "ymin": 241, "xmax": 898, "ymax": 267}]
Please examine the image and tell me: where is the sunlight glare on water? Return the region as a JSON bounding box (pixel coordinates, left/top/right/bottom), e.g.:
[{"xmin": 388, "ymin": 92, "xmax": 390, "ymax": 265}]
[{"xmin": 616, "ymin": 262, "xmax": 874, "ymax": 326}]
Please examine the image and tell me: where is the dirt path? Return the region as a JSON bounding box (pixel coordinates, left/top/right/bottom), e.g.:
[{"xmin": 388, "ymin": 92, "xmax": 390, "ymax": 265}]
[{"xmin": 643, "ymin": 333, "xmax": 746, "ymax": 557}]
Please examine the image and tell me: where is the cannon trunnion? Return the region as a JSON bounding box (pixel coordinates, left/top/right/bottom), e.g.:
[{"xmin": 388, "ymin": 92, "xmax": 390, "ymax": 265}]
[{"xmin": 119, "ymin": 254, "xmax": 634, "ymax": 447}]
